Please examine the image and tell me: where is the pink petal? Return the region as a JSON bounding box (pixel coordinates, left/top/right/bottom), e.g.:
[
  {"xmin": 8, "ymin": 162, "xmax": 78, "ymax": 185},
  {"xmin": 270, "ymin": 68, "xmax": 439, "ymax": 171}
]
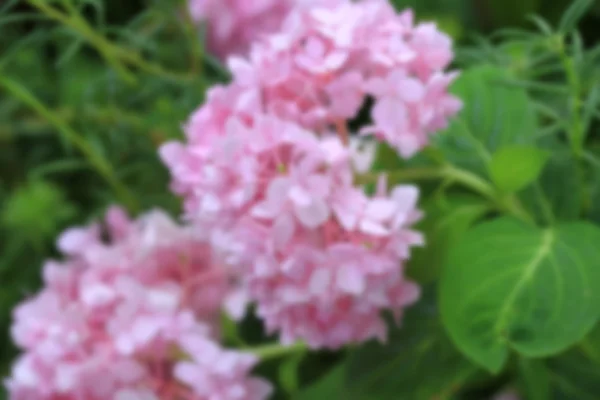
[
  {"xmin": 372, "ymin": 97, "xmax": 407, "ymax": 134},
  {"xmin": 289, "ymin": 186, "xmax": 312, "ymax": 207},
  {"xmin": 365, "ymin": 198, "xmax": 397, "ymax": 222},
  {"xmin": 398, "ymin": 77, "xmax": 425, "ymax": 103},
  {"xmin": 295, "ymin": 199, "xmax": 330, "ymax": 228},
  {"xmin": 359, "ymin": 219, "xmax": 389, "ymax": 236},
  {"xmin": 337, "ymin": 265, "xmax": 365, "ymax": 294},
  {"xmin": 224, "ymin": 290, "xmax": 250, "ymax": 320},
  {"xmin": 309, "ymin": 269, "xmax": 332, "ymax": 295}
]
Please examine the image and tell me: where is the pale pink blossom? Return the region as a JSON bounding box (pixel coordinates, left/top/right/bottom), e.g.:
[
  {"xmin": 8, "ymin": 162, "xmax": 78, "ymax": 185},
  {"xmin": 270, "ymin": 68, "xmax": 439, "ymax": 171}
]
[
  {"xmin": 177, "ymin": 1, "xmax": 461, "ymax": 164},
  {"xmin": 189, "ymin": 0, "xmax": 345, "ymax": 59},
  {"xmin": 221, "ymin": 0, "xmax": 462, "ymax": 156},
  {"xmin": 161, "ymin": 111, "xmax": 424, "ymax": 348},
  {"xmin": 7, "ymin": 208, "xmax": 270, "ymax": 400},
  {"xmin": 161, "ymin": 114, "xmax": 345, "ymax": 226},
  {"xmin": 232, "ymin": 176, "xmax": 423, "ymax": 348}
]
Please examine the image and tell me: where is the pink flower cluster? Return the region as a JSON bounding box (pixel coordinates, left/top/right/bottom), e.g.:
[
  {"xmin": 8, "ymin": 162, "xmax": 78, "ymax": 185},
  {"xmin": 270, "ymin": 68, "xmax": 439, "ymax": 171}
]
[
  {"xmin": 161, "ymin": 0, "xmax": 461, "ymax": 348},
  {"xmin": 201, "ymin": 0, "xmax": 461, "ymax": 157},
  {"xmin": 7, "ymin": 208, "xmax": 271, "ymax": 400},
  {"xmin": 161, "ymin": 115, "xmax": 423, "ymax": 348},
  {"xmin": 188, "ymin": 0, "xmax": 344, "ymax": 59}
]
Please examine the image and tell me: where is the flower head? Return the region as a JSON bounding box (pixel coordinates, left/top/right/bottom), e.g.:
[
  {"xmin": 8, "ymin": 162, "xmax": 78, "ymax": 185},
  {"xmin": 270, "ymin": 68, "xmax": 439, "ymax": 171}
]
[
  {"xmin": 189, "ymin": 0, "xmax": 345, "ymax": 59},
  {"xmin": 233, "ymin": 176, "xmax": 423, "ymax": 348},
  {"xmin": 223, "ymin": 0, "xmax": 462, "ymax": 156},
  {"xmin": 7, "ymin": 208, "xmax": 270, "ymax": 400},
  {"xmin": 162, "ymin": 111, "xmax": 423, "ymax": 348}
]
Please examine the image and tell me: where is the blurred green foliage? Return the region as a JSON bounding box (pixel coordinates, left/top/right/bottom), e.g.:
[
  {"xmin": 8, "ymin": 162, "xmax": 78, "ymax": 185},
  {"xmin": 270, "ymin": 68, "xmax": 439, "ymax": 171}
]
[
  {"xmin": 1, "ymin": 180, "xmax": 76, "ymax": 246},
  {"xmin": 1, "ymin": 0, "xmax": 600, "ymax": 398}
]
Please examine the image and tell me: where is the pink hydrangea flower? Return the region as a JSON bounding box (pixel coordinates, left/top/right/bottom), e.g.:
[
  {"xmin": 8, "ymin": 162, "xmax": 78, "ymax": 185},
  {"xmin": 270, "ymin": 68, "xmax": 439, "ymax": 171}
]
[
  {"xmin": 233, "ymin": 175, "xmax": 423, "ymax": 348},
  {"xmin": 189, "ymin": 0, "xmax": 345, "ymax": 59},
  {"xmin": 222, "ymin": 0, "xmax": 462, "ymax": 157},
  {"xmin": 161, "ymin": 113, "xmax": 423, "ymax": 348},
  {"xmin": 160, "ymin": 1, "xmax": 462, "ymax": 349},
  {"xmin": 7, "ymin": 208, "xmax": 271, "ymax": 400},
  {"xmin": 160, "ymin": 114, "xmax": 337, "ymax": 225}
]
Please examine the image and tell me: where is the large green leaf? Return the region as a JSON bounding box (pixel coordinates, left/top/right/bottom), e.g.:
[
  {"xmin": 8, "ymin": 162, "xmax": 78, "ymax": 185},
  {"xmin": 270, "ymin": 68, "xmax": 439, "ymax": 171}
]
[
  {"xmin": 520, "ymin": 149, "xmax": 583, "ymax": 223},
  {"xmin": 345, "ymin": 289, "xmax": 479, "ymax": 400},
  {"xmin": 436, "ymin": 65, "xmax": 539, "ymax": 175},
  {"xmin": 440, "ymin": 218, "xmax": 600, "ymax": 373},
  {"xmin": 539, "ymin": 151, "xmax": 584, "ymax": 221},
  {"xmin": 409, "ymin": 195, "xmax": 490, "ymax": 283}
]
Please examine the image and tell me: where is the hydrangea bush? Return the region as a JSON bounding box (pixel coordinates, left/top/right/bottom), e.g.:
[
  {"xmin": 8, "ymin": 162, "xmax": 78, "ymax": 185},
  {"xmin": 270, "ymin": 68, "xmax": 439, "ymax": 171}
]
[{"xmin": 2, "ymin": 0, "xmax": 600, "ymax": 399}]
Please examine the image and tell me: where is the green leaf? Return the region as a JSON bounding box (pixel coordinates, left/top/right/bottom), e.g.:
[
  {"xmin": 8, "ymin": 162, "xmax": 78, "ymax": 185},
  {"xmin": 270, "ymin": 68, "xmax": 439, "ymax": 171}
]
[
  {"xmin": 28, "ymin": 158, "xmax": 90, "ymax": 179},
  {"xmin": 428, "ymin": 14, "xmax": 463, "ymax": 40},
  {"xmin": 409, "ymin": 195, "xmax": 490, "ymax": 283},
  {"xmin": 518, "ymin": 359, "xmax": 551, "ymax": 400},
  {"xmin": 436, "ymin": 65, "xmax": 539, "ymax": 175},
  {"xmin": 581, "ymin": 83, "xmax": 600, "ymax": 135},
  {"xmin": 440, "ymin": 218, "xmax": 600, "ymax": 373},
  {"xmin": 489, "ymin": 146, "xmax": 549, "ymax": 193},
  {"xmin": 371, "ymin": 142, "xmax": 403, "ymax": 171},
  {"xmin": 546, "ymin": 325, "xmax": 600, "ymax": 399},
  {"xmin": 294, "ymin": 364, "xmax": 348, "ymax": 400},
  {"xmin": 279, "ymin": 351, "xmax": 307, "ymax": 397},
  {"xmin": 220, "ymin": 313, "xmax": 246, "ymax": 348},
  {"xmin": 370, "ymin": 142, "xmax": 435, "ymax": 173},
  {"xmin": 1, "ymin": 180, "xmax": 76, "ymax": 240},
  {"xmin": 527, "ymin": 15, "xmax": 554, "ymax": 35},
  {"xmin": 345, "ymin": 289, "xmax": 479, "ymax": 400},
  {"xmin": 559, "ymin": 0, "xmax": 593, "ymax": 33},
  {"xmin": 524, "ymin": 150, "xmax": 583, "ymax": 222},
  {"xmin": 366, "ymin": 142, "xmax": 439, "ymax": 196}
]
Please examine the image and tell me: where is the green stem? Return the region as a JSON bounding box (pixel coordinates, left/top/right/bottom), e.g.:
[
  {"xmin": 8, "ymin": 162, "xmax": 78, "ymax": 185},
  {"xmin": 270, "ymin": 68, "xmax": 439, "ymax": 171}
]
[
  {"xmin": 115, "ymin": 49, "xmax": 196, "ymax": 83},
  {"xmin": 28, "ymin": 0, "xmax": 195, "ymax": 84},
  {"xmin": 369, "ymin": 166, "xmax": 444, "ymax": 183},
  {"xmin": 249, "ymin": 341, "xmax": 307, "ymax": 362},
  {"xmin": 445, "ymin": 166, "xmax": 534, "ymax": 224},
  {"xmin": 28, "ymin": 0, "xmax": 136, "ymax": 84},
  {"xmin": 556, "ymin": 34, "xmax": 584, "ymax": 157},
  {"xmin": 0, "ymin": 106, "xmax": 154, "ymax": 142},
  {"xmin": 178, "ymin": 0, "xmax": 204, "ymax": 76},
  {"xmin": 358, "ymin": 166, "xmax": 534, "ymax": 224},
  {"xmin": 556, "ymin": 35, "xmax": 587, "ymax": 218},
  {"xmin": 0, "ymin": 76, "xmax": 139, "ymax": 212},
  {"xmin": 444, "ymin": 166, "xmax": 497, "ymax": 200}
]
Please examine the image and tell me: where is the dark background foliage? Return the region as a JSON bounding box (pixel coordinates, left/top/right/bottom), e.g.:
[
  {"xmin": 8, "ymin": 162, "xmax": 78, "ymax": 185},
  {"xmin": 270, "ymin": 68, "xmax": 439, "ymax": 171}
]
[{"xmin": 1, "ymin": 0, "xmax": 600, "ymax": 398}]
